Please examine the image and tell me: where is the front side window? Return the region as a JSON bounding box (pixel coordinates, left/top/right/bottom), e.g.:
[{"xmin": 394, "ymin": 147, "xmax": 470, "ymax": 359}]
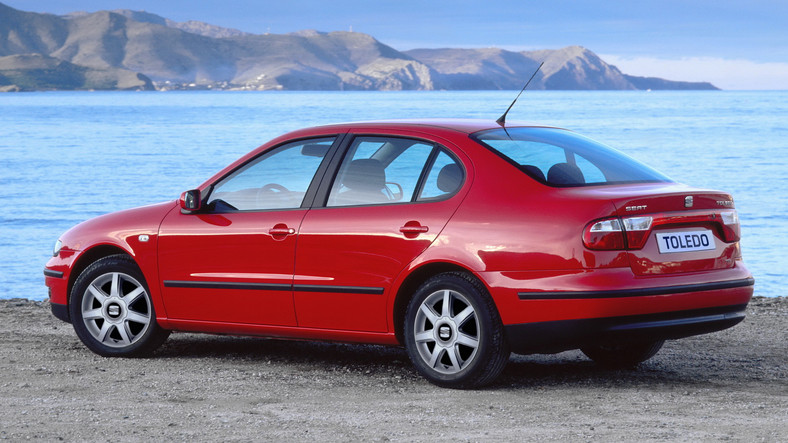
[
  {"xmin": 472, "ymin": 127, "xmax": 671, "ymax": 187},
  {"xmin": 207, "ymin": 137, "xmax": 335, "ymax": 211},
  {"xmin": 327, "ymin": 136, "xmax": 464, "ymax": 207}
]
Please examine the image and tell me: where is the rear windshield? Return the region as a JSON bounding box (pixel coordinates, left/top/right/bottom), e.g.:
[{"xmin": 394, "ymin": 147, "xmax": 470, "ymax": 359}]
[{"xmin": 472, "ymin": 127, "xmax": 672, "ymax": 187}]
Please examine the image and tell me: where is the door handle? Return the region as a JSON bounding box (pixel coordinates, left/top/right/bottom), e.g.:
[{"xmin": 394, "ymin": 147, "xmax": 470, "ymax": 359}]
[
  {"xmin": 399, "ymin": 225, "xmax": 429, "ymax": 234},
  {"xmin": 399, "ymin": 222, "xmax": 429, "ymax": 237},
  {"xmin": 269, "ymin": 224, "xmax": 296, "ymax": 238},
  {"xmin": 269, "ymin": 227, "xmax": 296, "ymax": 235}
]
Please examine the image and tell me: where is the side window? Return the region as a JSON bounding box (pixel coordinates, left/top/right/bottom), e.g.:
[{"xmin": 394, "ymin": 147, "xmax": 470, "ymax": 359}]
[
  {"xmin": 384, "ymin": 143, "xmax": 433, "ymax": 199},
  {"xmin": 418, "ymin": 150, "xmax": 464, "ymax": 200},
  {"xmin": 207, "ymin": 137, "xmax": 334, "ymax": 211},
  {"xmin": 574, "ymin": 154, "xmax": 606, "ymax": 184},
  {"xmin": 327, "ymin": 137, "xmax": 461, "ymax": 207}
]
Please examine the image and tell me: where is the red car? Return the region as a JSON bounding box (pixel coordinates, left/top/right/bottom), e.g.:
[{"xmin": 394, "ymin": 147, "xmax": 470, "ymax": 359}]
[{"xmin": 44, "ymin": 119, "xmax": 753, "ymax": 388}]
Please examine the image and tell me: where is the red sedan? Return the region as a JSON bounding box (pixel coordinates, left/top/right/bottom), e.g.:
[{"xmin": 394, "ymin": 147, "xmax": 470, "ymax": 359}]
[{"xmin": 44, "ymin": 120, "xmax": 753, "ymax": 388}]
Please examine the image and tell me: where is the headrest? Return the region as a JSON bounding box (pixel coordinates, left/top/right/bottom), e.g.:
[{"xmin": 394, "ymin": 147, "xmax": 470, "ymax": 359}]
[
  {"xmin": 547, "ymin": 163, "xmax": 585, "ymax": 185},
  {"xmin": 437, "ymin": 163, "xmax": 463, "ymax": 193},
  {"xmin": 342, "ymin": 159, "xmax": 386, "ymax": 190},
  {"xmin": 520, "ymin": 164, "xmax": 546, "ymax": 182}
]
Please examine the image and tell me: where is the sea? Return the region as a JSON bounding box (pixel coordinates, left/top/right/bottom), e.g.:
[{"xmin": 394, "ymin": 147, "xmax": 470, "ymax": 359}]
[{"xmin": 1, "ymin": 90, "xmax": 785, "ymax": 301}]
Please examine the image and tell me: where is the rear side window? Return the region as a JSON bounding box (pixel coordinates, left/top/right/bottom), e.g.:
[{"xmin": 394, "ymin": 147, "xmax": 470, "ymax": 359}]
[
  {"xmin": 327, "ymin": 136, "xmax": 464, "ymax": 207},
  {"xmin": 418, "ymin": 151, "xmax": 462, "ymax": 201},
  {"xmin": 472, "ymin": 127, "xmax": 671, "ymax": 187}
]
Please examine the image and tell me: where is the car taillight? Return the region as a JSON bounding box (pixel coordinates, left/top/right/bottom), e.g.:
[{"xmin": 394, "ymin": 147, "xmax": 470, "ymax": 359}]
[
  {"xmin": 584, "ymin": 218, "xmax": 624, "ymax": 250},
  {"xmin": 720, "ymin": 210, "xmax": 740, "ymax": 242},
  {"xmin": 583, "ymin": 216, "xmax": 653, "ymax": 250},
  {"xmin": 622, "ymin": 216, "xmax": 652, "ymax": 249}
]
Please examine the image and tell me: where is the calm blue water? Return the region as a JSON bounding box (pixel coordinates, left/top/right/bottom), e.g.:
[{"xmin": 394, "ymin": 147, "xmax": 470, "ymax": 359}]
[{"xmin": 1, "ymin": 91, "xmax": 785, "ymax": 300}]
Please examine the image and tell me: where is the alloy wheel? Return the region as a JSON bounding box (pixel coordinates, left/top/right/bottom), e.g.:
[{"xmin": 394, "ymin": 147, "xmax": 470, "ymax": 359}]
[
  {"xmin": 80, "ymin": 271, "xmax": 152, "ymax": 348},
  {"xmin": 412, "ymin": 289, "xmax": 480, "ymax": 375}
]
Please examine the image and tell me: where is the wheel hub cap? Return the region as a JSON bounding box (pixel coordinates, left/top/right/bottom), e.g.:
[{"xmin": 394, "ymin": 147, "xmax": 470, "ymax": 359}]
[
  {"xmin": 438, "ymin": 324, "xmax": 452, "ymax": 341},
  {"xmin": 107, "ymin": 303, "xmax": 122, "ymax": 318}
]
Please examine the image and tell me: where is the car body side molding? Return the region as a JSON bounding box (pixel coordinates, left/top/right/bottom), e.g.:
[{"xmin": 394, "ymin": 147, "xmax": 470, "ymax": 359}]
[
  {"xmin": 293, "ymin": 284, "xmax": 385, "ymax": 295},
  {"xmin": 162, "ymin": 280, "xmax": 384, "ymax": 295}
]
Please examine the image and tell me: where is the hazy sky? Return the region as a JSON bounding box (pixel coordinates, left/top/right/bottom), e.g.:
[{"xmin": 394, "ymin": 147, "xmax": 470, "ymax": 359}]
[{"xmin": 5, "ymin": 0, "xmax": 787, "ymax": 89}]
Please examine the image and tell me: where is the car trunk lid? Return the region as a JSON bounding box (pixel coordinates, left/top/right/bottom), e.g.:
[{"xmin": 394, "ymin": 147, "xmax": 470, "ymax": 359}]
[{"xmin": 574, "ymin": 183, "xmax": 741, "ymax": 275}]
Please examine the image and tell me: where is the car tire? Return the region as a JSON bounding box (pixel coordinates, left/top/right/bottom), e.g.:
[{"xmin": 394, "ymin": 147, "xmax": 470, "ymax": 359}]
[
  {"xmin": 69, "ymin": 254, "xmax": 169, "ymax": 357},
  {"xmin": 581, "ymin": 340, "xmax": 664, "ymax": 368},
  {"xmin": 404, "ymin": 272, "xmax": 509, "ymax": 388}
]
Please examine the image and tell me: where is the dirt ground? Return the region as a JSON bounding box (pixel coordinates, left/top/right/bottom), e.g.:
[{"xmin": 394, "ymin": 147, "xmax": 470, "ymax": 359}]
[{"xmin": 1, "ymin": 297, "xmax": 786, "ymax": 442}]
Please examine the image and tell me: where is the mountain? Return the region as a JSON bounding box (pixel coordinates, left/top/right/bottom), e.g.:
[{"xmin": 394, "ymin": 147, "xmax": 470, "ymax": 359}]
[
  {"xmin": 527, "ymin": 46, "xmax": 636, "ymax": 90},
  {"xmin": 0, "ymin": 2, "xmax": 67, "ymax": 56},
  {"xmin": 404, "ymin": 47, "xmax": 542, "ymax": 90},
  {"xmin": 0, "ymin": 3, "xmax": 436, "ymax": 91},
  {"xmin": 0, "ymin": 2, "xmax": 718, "ymax": 91},
  {"xmin": 406, "ymin": 46, "xmax": 717, "ymax": 90},
  {"xmin": 64, "ymin": 9, "xmax": 251, "ymax": 39},
  {"xmin": 0, "ymin": 53, "xmax": 153, "ymax": 91},
  {"xmin": 622, "ymin": 74, "xmax": 718, "ymax": 90},
  {"xmin": 225, "ymin": 30, "xmax": 435, "ymax": 90}
]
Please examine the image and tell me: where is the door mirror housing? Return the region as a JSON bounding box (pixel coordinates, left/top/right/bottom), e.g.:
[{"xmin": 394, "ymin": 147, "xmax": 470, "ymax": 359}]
[{"xmin": 179, "ymin": 189, "xmax": 202, "ymax": 213}]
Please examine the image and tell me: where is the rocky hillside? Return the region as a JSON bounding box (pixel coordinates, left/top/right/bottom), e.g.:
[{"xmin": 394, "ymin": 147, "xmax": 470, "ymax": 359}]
[
  {"xmin": 64, "ymin": 9, "xmax": 251, "ymax": 39},
  {"xmin": 406, "ymin": 46, "xmax": 717, "ymax": 90},
  {"xmin": 0, "ymin": 2, "xmax": 717, "ymax": 91},
  {"xmin": 0, "ymin": 53, "xmax": 153, "ymax": 91}
]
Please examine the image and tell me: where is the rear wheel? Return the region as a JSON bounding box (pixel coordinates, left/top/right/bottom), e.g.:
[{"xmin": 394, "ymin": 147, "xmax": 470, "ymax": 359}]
[
  {"xmin": 581, "ymin": 340, "xmax": 664, "ymax": 368},
  {"xmin": 69, "ymin": 254, "xmax": 169, "ymax": 357},
  {"xmin": 404, "ymin": 272, "xmax": 509, "ymax": 388}
]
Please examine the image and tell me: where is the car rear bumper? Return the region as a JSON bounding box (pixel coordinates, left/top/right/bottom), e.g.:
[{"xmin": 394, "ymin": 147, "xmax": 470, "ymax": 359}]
[
  {"xmin": 505, "ymin": 302, "xmax": 747, "ymax": 354},
  {"xmin": 480, "ymin": 265, "xmax": 754, "ymax": 354},
  {"xmin": 481, "ymin": 264, "xmax": 754, "ymax": 325},
  {"xmin": 51, "ymin": 302, "xmax": 70, "ymax": 323}
]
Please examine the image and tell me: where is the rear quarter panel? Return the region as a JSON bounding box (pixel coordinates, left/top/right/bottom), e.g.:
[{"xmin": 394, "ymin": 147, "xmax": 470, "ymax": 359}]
[{"xmin": 397, "ymin": 144, "xmax": 752, "ymax": 327}]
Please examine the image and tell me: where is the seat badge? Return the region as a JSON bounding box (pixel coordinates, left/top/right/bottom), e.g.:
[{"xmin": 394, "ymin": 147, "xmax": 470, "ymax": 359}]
[{"xmin": 684, "ymin": 196, "xmax": 694, "ymax": 208}]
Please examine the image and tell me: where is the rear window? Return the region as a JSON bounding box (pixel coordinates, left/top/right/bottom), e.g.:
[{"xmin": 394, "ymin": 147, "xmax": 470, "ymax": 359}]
[{"xmin": 472, "ymin": 127, "xmax": 671, "ymax": 187}]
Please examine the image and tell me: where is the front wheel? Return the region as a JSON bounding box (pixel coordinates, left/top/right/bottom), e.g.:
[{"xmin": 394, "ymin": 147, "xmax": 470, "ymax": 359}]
[
  {"xmin": 581, "ymin": 340, "xmax": 664, "ymax": 368},
  {"xmin": 69, "ymin": 254, "xmax": 169, "ymax": 357},
  {"xmin": 404, "ymin": 272, "xmax": 509, "ymax": 388}
]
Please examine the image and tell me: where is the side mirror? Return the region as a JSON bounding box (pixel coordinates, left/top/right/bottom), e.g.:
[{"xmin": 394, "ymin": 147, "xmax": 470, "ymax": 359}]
[{"xmin": 179, "ymin": 189, "xmax": 202, "ymax": 213}]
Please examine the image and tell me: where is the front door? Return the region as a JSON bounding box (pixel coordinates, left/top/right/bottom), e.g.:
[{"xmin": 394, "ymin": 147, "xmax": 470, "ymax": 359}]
[{"xmin": 158, "ymin": 137, "xmax": 337, "ymax": 325}]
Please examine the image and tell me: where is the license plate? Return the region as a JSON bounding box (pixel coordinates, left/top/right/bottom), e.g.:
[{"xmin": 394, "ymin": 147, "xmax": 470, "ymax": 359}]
[{"xmin": 656, "ymin": 230, "xmax": 715, "ymax": 254}]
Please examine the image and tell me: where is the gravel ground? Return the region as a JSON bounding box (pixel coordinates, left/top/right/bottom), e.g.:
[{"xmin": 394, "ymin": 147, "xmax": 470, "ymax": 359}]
[{"xmin": 1, "ymin": 297, "xmax": 786, "ymax": 441}]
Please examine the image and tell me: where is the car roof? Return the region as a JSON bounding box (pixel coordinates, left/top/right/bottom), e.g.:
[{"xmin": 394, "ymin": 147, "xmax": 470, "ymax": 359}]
[{"xmin": 299, "ymin": 119, "xmax": 559, "ymax": 135}]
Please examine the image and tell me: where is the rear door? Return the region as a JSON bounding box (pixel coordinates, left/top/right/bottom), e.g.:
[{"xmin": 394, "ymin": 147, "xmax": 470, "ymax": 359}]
[{"xmin": 293, "ymin": 134, "xmax": 468, "ymax": 332}]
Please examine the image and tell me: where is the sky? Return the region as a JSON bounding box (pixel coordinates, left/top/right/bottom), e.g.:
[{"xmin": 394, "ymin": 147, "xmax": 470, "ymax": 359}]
[{"xmin": 5, "ymin": 0, "xmax": 788, "ymax": 89}]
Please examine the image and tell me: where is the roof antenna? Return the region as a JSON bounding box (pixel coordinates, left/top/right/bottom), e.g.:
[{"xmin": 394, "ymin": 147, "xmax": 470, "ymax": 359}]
[{"xmin": 496, "ymin": 61, "xmax": 544, "ymax": 126}]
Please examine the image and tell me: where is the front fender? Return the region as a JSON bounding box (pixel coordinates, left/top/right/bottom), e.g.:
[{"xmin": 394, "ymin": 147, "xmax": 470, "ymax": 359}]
[{"xmin": 46, "ymin": 201, "xmax": 178, "ymax": 322}]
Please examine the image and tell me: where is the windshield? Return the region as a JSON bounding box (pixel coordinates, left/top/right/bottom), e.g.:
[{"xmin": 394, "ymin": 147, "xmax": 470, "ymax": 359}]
[{"xmin": 472, "ymin": 127, "xmax": 672, "ymax": 187}]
